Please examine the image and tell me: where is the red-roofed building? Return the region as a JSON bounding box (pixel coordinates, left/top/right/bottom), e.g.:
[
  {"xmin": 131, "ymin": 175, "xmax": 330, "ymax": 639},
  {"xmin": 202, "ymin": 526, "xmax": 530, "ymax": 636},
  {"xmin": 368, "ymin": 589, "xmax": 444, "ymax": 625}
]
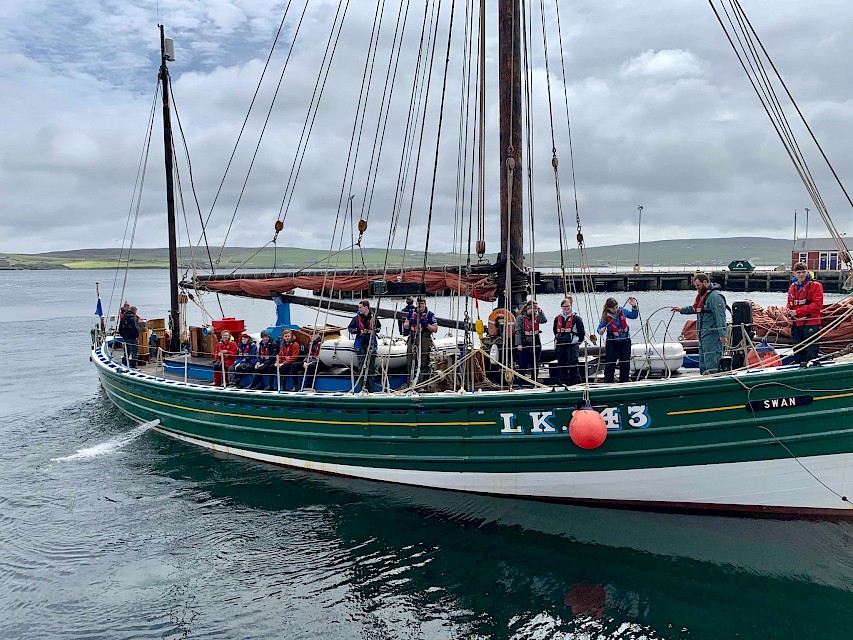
[{"xmin": 792, "ymin": 238, "xmax": 845, "ymax": 270}]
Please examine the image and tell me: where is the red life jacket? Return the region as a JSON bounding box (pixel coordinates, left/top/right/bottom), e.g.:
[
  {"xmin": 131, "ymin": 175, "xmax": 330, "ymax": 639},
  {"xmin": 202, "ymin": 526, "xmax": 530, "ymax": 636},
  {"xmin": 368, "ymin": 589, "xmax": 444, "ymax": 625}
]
[
  {"xmin": 787, "ymin": 279, "xmax": 822, "ymax": 327},
  {"xmin": 357, "ymin": 313, "xmax": 373, "ymax": 335},
  {"xmin": 606, "ymin": 310, "xmax": 629, "ymax": 338},
  {"xmin": 277, "ymin": 340, "xmax": 300, "ymax": 365},
  {"xmin": 523, "ymin": 315, "xmax": 540, "ymax": 337},
  {"xmin": 555, "ymin": 314, "xmax": 574, "ymax": 334},
  {"xmin": 693, "ymin": 289, "xmax": 711, "ymax": 311},
  {"xmin": 309, "ymin": 338, "xmax": 321, "ymax": 357}
]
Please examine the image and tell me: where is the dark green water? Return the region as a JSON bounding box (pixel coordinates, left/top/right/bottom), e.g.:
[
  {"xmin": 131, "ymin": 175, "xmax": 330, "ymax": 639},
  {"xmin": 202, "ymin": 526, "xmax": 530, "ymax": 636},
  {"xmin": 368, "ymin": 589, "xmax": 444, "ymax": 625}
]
[{"xmin": 1, "ymin": 270, "xmax": 851, "ymax": 639}]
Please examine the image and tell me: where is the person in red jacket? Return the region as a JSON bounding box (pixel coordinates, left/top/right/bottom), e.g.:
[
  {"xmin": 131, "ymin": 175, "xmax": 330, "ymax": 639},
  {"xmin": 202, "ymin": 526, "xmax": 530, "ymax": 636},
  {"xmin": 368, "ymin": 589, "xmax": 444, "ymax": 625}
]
[
  {"xmin": 786, "ymin": 262, "xmax": 824, "ymax": 365},
  {"xmin": 275, "ymin": 330, "xmax": 302, "ymax": 391},
  {"xmin": 211, "ymin": 330, "xmax": 238, "ymax": 386}
]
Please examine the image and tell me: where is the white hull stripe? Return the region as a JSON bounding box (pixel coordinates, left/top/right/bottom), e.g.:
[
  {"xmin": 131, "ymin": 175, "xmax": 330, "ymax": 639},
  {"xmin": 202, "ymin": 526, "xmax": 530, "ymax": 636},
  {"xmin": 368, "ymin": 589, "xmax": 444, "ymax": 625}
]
[{"xmin": 147, "ymin": 424, "xmax": 853, "ymax": 512}]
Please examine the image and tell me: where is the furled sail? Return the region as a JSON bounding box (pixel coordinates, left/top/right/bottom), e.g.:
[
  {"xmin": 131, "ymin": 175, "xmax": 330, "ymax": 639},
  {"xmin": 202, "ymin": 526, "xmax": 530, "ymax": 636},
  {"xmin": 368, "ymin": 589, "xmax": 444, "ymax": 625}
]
[{"xmin": 184, "ymin": 268, "xmax": 497, "ymax": 301}]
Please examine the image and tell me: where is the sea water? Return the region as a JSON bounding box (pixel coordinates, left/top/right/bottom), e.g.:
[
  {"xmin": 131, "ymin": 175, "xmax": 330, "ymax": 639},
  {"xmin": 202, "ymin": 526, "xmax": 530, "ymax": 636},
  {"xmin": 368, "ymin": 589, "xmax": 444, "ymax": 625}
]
[{"xmin": 0, "ymin": 269, "xmax": 851, "ymax": 639}]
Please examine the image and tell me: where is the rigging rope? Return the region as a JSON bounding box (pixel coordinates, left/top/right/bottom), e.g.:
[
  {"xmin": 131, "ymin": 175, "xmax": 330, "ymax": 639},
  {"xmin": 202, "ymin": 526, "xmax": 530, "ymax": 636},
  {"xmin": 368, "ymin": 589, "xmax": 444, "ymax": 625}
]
[{"xmin": 709, "ymin": 0, "xmax": 853, "ymax": 277}]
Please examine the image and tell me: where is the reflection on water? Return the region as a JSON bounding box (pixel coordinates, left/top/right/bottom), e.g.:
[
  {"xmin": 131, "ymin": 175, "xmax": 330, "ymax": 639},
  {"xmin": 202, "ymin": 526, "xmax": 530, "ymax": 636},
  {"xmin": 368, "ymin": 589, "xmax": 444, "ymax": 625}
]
[{"xmin": 148, "ymin": 439, "xmax": 853, "ymax": 639}]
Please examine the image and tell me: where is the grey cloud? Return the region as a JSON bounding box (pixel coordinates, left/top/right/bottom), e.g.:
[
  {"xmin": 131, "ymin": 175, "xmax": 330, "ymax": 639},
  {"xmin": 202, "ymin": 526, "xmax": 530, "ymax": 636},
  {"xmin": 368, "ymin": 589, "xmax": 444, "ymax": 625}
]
[{"xmin": 1, "ymin": 0, "xmax": 852, "ymax": 255}]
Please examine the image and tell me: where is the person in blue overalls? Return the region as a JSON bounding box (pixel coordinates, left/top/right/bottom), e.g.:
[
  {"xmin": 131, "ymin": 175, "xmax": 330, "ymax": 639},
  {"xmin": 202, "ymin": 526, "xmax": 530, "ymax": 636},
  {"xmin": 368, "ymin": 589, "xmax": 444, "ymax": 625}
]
[
  {"xmin": 403, "ymin": 296, "xmax": 438, "ymax": 385},
  {"xmin": 597, "ymin": 296, "xmax": 639, "ymax": 383}
]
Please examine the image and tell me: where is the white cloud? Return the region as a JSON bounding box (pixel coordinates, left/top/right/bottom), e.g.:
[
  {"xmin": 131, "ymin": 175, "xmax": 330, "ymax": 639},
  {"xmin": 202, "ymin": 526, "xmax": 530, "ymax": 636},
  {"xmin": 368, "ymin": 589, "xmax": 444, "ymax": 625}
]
[{"xmin": 619, "ymin": 49, "xmax": 705, "ymax": 80}]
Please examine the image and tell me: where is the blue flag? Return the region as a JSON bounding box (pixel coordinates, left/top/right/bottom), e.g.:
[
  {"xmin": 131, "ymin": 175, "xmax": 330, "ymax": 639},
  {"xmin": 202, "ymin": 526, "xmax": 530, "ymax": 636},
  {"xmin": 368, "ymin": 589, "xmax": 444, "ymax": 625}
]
[{"xmin": 95, "ymin": 298, "xmax": 103, "ymax": 317}]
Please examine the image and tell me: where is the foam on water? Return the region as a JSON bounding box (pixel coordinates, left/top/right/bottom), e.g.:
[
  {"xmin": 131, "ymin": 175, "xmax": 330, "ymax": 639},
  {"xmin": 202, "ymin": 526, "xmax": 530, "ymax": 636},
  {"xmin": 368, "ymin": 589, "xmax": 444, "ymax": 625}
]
[{"xmin": 51, "ymin": 420, "xmax": 159, "ymax": 462}]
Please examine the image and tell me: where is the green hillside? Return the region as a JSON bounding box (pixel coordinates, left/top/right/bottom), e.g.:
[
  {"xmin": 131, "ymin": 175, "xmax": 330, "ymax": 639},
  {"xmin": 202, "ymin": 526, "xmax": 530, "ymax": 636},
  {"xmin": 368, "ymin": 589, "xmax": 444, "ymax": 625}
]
[{"xmin": 0, "ymin": 237, "xmax": 793, "ymax": 270}]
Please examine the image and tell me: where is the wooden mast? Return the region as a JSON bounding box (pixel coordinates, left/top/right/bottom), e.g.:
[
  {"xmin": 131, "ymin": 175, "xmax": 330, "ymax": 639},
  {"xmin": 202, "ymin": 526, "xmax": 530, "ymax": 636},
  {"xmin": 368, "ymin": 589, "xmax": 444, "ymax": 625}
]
[
  {"xmin": 159, "ymin": 25, "xmax": 181, "ymax": 353},
  {"xmin": 498, "ymin": 0, "xmax": 526, "ymax": 311}
]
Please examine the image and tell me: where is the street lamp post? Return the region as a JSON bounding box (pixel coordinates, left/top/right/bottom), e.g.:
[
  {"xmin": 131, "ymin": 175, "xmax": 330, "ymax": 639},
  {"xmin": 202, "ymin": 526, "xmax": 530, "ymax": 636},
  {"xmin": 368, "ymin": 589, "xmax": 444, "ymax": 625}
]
[{"xmin": 635, "ymin": 205, "xmax": 643, "ymax": 272}]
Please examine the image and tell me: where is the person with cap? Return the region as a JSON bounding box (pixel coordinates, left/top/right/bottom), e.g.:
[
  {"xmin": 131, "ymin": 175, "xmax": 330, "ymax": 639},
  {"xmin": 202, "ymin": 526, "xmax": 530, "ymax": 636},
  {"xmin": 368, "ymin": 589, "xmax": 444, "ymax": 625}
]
[
  {"xmin": 228, "ymin": 333, "xmax": 258, "ymax": 387},
  {"xmin": 398, "ymin": 296, "xmax": 416, "ymax": 335},
  {"xmin": 786, "ymin": 262, "xmax": 824, "ymax": 365},
  {"xmin": 348, "ymin": 301, "xmax": 381, "ymax": 392},
  {"xmin": 514, "ymin": 300, "xmax": 547, "ymax": 384},
  {"xmin": 251, "ymin": 330, "xmax": 279, "ymax": 390},
  {"xmin": 403, "ymin": 296, "xmax": 438, "ymax": 385}
]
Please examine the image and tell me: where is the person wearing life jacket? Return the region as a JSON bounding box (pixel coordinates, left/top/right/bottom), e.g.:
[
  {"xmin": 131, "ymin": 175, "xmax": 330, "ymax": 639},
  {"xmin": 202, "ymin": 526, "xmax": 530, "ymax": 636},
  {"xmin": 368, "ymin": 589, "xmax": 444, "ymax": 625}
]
[
  {"xmin": 211, "ymin": 329, "xmax": 238, "ymax": 386},
  {"xmin": 226, "ymin": 333, "xmax": 257, "ymax": 387},
  {"xmin": 403, "ymin": 296, "xmax": 438, "ymax": 385},
  {"xmin": 301, "ymin": 332, "xmax": 323, "ymax": 390},
  {"xmin": 275, "ymin": 329, "xmax": 302, "ymax": 391},
  {"xmin": 514, "ymin": 300, "xmax": 547, "ymax": 384},
  {"xmin": 250, "ymin": 330, "xmax": 279, "ymax": 390},
  {"xmin": 671, "ymin": 273, "xmax": 727, "ymax": 374},
  {"xmin": 117, "ymin": 305, "xmax": 140, "ymax": 367},
  {"xmin": 597, "ymin": 296, "xmax": 639, "ymax": 383},
  {"xmin": 347, "ymin": 300, "xmax": 381, "ymax": 392},
  {"xmin": 482, "ymin": 308, "xmax": 514, "ymax": 382},
  {"xmin": 398, "ymin": 296, "xmax": 416, "ymax": 335},
  {"xmin": 553, "ymin": 297, "xmax": 586, "ymax": 386},
  {"xmin": 786, "ymin": 262, "xmax": 824, "ymax": 365}
]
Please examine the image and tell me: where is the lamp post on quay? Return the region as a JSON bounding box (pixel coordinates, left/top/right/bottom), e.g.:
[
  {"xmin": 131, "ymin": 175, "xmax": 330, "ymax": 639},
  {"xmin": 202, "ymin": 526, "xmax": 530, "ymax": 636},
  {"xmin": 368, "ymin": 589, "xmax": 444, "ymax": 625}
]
[{"xmin": 634, "ymin": 205, "xmax": 643, "ymax": 272}]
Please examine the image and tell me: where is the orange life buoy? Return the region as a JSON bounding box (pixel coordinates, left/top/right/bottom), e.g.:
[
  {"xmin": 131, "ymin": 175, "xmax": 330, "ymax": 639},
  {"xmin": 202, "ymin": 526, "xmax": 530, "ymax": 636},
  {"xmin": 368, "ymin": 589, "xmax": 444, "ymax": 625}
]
[
  {"xmin": 487, "ymin": 308, "xmax": 515, "ymax": 337},
  {"xmin": 488, "ymin": 308, "xmax": 515, "ymax": 324}
]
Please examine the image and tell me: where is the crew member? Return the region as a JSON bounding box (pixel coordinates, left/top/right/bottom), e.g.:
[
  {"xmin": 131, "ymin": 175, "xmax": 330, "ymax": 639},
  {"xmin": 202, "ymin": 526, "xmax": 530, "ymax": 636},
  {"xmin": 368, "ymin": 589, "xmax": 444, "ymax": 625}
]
[
  {"xmin": 348, "ymin": 300, "xmax": 381, "ymax": 392},
  {"xmin": 786, "ymin": 262, "xmax": 824, "ymax": 365},
  {"xmin": 403, "ymin": 296, "xmax": 438, "ymax": 385},
  {"xmin": 212, "ymin": 329, "xmax": 237, "ymax": 386},
  {"xmin": 597, "ymin": 297, "xmax": 639, "ymax": 383},
  {"xmin": 275, "ymin": 330, "xmax": 302, "ymax": 391},
  {"xmin": 553, "ymin": 297, "xmax": 586, "ymax": 385},
  {"xmin": 514, "ymin": 300, "xmax": 547, "ymax": 384},
  {"xmin": 251, "ymin": 330, "xmax": 279, "ymax": 390},
  {"xmin": 229, "ymin": 333, "xmax": 258, "ymax": 387},
  {"xmin": 671, "ymin": 273, "xmax": 727, "ymax": 374}
]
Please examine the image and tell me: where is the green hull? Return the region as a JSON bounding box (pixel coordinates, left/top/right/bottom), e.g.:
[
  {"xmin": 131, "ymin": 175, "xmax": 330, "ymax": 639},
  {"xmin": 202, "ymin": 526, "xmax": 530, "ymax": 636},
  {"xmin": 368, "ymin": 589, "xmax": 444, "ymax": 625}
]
[{"xmin": 93, "ymin": 343, "xmax": 853, "ymax": 516}]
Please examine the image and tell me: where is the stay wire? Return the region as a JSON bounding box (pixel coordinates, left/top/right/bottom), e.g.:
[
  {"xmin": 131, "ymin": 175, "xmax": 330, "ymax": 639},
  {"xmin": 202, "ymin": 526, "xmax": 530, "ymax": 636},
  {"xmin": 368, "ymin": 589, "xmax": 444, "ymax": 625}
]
[
  {"xmin": 552, "ymin": 0, "xmax": 598, "ymax": 327},
  {"xmin": 383, "ymin": 0, "xmax": 433, "ymax": 269},
  {"xmin": 710, "ymin": 0, "xmax": 850, "ymax": 268},
  {"xmin": 335, "ymin": 0, "xmax": 388, "ymax": 236},
  {"xmin": 109, "ymin": 81, "xmax": 159, "ymax": 321},
  {"xmin": 199, "ymin": 0, "xmax": 296, "ymax": 261},
  {"xmin": 395, "ymin": 0, "xmax": 441, "ymax": 275},
  {"xmin": 360, "ymin": 0, "xmax": 413, "ymax": 227},
  {"xmin": 733, "ymin": 0, "xmax": 853, "ymax": 265},
  {"xmin": 278, "ymin": 0, "xmax": 353, "ymax": 225},
  {"xmin": 420, "ymin": 0, "xmax": 459, "ymax": 276}
]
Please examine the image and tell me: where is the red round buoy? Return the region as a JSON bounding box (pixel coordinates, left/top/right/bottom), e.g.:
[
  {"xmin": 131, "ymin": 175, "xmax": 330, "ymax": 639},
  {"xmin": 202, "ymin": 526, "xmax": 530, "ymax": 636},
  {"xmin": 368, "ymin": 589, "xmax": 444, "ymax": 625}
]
[{"xmin": 569, "ymin": 408, "xmax": 607, "ymax": 449}]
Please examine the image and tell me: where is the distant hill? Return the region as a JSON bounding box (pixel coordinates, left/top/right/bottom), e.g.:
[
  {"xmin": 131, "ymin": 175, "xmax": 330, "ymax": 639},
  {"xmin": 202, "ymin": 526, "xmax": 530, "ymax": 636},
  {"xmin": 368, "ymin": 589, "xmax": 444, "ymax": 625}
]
[{"xmin": 0, "ymin": 237, "xmax": 793, "ymax": 270}]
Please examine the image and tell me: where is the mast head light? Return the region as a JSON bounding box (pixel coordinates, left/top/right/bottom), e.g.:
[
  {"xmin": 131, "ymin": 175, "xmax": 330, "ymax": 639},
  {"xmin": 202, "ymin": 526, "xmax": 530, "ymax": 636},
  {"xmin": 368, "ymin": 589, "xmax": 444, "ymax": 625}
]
[{"xmin": 164, "ymin": 38, "xmax": 176, "ymax": 62}]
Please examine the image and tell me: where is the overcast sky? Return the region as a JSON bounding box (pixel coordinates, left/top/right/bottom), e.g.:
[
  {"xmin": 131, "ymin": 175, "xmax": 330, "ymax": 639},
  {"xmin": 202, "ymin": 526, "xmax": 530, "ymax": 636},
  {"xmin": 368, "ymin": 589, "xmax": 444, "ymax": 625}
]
[{"xmin": 2, "ymin": 0, "xmax": 852, "ymax": 256}]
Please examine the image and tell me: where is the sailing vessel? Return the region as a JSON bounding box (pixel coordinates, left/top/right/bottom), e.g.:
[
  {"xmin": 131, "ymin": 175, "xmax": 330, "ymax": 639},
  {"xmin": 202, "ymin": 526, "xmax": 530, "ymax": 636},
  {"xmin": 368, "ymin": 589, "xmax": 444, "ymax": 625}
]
[{"xmin": 92, "ymin": 3, "xmax": 853, "ymax": 517}]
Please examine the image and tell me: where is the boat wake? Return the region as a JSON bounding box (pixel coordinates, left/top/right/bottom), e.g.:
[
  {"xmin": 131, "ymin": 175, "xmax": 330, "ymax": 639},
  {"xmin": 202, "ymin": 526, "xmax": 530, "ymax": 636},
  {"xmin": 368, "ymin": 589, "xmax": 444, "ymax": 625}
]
[{"xmin": 51, "ymin": 420, "xmax": 160, "ymax": 462}]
